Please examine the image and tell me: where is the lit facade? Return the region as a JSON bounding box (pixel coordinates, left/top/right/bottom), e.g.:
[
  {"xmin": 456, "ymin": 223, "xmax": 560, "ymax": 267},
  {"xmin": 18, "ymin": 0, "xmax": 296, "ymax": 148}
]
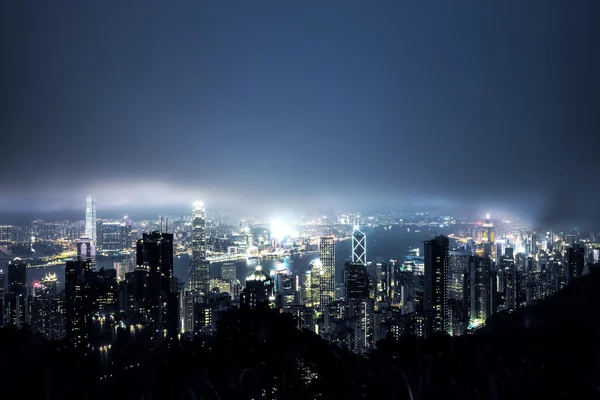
[
  {"xmin": 85, "ymin": 196, "xmax": 97, "ymax": 247},
  {"xmin": 221, "ymin": 262, "xmax": 236, "ymax": 282},
  {"xmin": 98, "ymin": 220, "xmax": 130, "ymax": 254},
  {"xmin": 189, "ymin": 201, "xmax": 209, "ymax": 296},
  {"xmin": 352, "ymin": 224, "xmax": 366, "ymax": 266},
  {"xmin": 482, "ymin": 217, "xmax": 495, "ymax": 260},
  {"xmin": 467, "ymin": 255, "xmax": 495, "ymax": 321},
  {"xmin": 30, "ymin": 273, "xmax": 63, "ymax": 340},
  {"xmin": 319, "ymin": 236, "xmax": 335, "ymax": 312},
  {"xmin": 0, "ymin": 225, "xmax": 13, "ymax": 246},
  {"xmin": 273, "ymin": 269, "xmax": 298, "ymax": 309}
]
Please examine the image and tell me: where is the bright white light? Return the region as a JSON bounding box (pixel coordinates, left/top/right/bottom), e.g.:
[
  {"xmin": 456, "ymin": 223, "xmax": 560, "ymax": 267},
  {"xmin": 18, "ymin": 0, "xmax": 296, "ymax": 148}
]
[
  {"xmin": 486, "ymin": 213, "xmax": 490, "ymax": 220},
  {"xmin": 270, "ymin": 218, "xmax": 294, "ymax": 241}
]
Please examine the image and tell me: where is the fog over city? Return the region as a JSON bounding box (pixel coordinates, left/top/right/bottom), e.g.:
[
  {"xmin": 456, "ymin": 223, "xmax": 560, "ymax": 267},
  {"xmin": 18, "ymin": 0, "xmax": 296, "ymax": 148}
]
[{"xmin": 2, "ymin": 1, "xmax": 599, "ymax": 230}]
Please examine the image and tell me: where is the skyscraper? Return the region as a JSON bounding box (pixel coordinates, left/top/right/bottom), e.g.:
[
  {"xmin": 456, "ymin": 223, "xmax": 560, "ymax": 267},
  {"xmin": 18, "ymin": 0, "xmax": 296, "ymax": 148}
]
[
  {"xmin": 77, "ymin": 236, "xmax": 96, "ymax": 268},
  {"xmin": 305, "ymin": 259, "xmax": 323, "ymax": 309},
  {"xmin": 189, "ymin": 201, "xmax": 209, "ymax": 296},
  {"xmin": 344, "ymin": 262, "xmax": 369, "ymax": 301},
  {"xmin": 65, "ymin": 252, "xmax": 95, "ymax": 356},
  {"xmin": 468, "ymin": 256, "xmax": 493, "ymax": 321},
  {"xmin": 6, "ymin": 258, "xmax": 27, "ymax": 327},
  {"xmin": 319, "ymin": 236, "xmax": 335, "ymax": 312},
  {"xmin": 482, "ymin": 216, "xmax": 495, "ymax": 260},
  {"xmin": 567, "ymin": 244, "xmax": 585, "ymax": 282},
  {"xmin": 424, "ymin": 235, "xmax": 450, "ymax": 336},
  {"xmin": 221, "ymin": 262, "xmax": 236, "ymax": 282},
  {"xmin": 241, "ymin": 266, "xmax": 274, "ymax": 309},
  {"xmin": 273, "ymin": 269, "xmax": 298, "ymax": 309},
  {"xmin": 136, "ymin": 231, "xmax": 178, "ymax": 346},
  {"xmin": 29, "ymin": 273, "xmax": 62, "ymax": 341},
  {"xmin": 351, "ymin": 220, "xmax": 366, "ymax": 266},
  {"xmin": 97, "ymin": 220, "xmax": 129, "ymax": 254},
  {"xmin": 85, "ymin": 196, "xmax": 97, "ymax": 247}
]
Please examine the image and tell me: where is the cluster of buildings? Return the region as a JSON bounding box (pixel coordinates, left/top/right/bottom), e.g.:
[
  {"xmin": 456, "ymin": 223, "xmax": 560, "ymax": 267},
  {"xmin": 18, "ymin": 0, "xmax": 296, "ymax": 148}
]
[
  {"xmin": 217, "ymin": 217, "xmax": 600, "ymax": 355},
  {"xmin": 0, "ymin": 198, "xmax": 179, "ymax": 362},
  {"xmin": 1, "ymin": 201, "xmax": 599, "ymax": 360}
]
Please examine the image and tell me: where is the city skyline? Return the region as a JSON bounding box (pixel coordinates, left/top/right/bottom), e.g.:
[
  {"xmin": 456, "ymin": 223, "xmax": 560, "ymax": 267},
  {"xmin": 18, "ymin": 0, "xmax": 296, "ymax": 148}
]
[
  {"xmin": 0, "ymin": 200, "xmax": 592, "ymax": 236},
  {"xmin": 2, "ymin": 1, "xmax": 599, "ymax": 397}
]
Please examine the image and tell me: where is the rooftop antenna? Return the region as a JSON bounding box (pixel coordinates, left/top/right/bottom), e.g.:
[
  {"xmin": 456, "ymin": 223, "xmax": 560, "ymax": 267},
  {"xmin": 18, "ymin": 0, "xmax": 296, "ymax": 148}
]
[
  {"xmin": 160, "ymin": 215, "xmax": 163, "ymax": 233},
  {"xmin": 165, "ymin": 217, "xmax": 169, "ymax": 234}
]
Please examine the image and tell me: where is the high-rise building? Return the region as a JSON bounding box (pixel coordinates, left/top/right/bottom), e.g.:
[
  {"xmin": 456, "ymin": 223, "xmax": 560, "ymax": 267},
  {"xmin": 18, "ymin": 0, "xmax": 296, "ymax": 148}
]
[
  {"xmin": 0, "ymin": 225, "xmax": 13, "ymax": 247},
  {"xmin": 241, "ymin": 266, "xmax": 274, "ymax": 309},
  {"xmin": 482, "ymin": 217, "xmax": 495, "ymax": 260},
  {"xmin": 135, "ymin": 231, "xmax": 178, "ymax": 346},
  {"xmin": 65, "ymin": 255, "xmax": 94, "ymax": 356},
  {"xmin": 85, "ymin": 196, "xmax": 97, "ymax": 247},
  {"xmin": 97, "ymin": 220, "xmax": 129, "ymax": 254},
  {"xmin": 189, "ymin": 201, "xmax": 210, "ymax": 296},
  {"xmin": 114, "ymin": 261, "xmax": 130, "ymax": 283},
  {"xmin": 566, "ymin": 244, "xmax": 585, "ymax": 282},
  {"xmin": 319, "ymin": 236, "xmax": 335, "ymax": 312},
  {"xmin": 501, "ymin": 256, "xmax": 518, "ymax": 310},
  {"xmin": 273, "ymin": 269, "xmax": 298, "ymax": 309},
  {"xmin": 67, "ymin": 240, "xmax": 118, "ymax": 359},
  {"xmin": 221, "ymin": 262, "xmax": 236, "ymax": 282},
  {"xmin": 6, "ymin": 258, "xmax": 27, "ymax": 327},
  {"xmin": 351, "ymin": 222, "xmax": 366, "ymax": 266},
  {"xmin": 468, "ymin": 256, "xmax": 493, "ymax": 321},
  {"xmin": 304, "ymin": 259, "xmax": 322, "ymax": 309},
  {"xmin": 449, "ymin": 250, "xmax": 471, "ymax": 301},
  {"xmin": 424, "ymin": 235, "xmax": 450, "ymax": 336},
  {"xmin": 29, "ymin": 273, "xmax": 62, "ymax": 341},
  {"xmin": 343, "ymin": 262, "xmax": 369, "ymax": 301}
]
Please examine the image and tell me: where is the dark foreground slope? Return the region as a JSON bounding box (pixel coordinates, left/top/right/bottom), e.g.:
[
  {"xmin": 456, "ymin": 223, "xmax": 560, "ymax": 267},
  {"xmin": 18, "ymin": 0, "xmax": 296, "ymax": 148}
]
[
  {"xmin": 2, "ymin": 272, "xmax": 600, "ymax": 399},
  {"xmin": 370, "ymin": 271, "xmax": 600, "ymax": 400}
]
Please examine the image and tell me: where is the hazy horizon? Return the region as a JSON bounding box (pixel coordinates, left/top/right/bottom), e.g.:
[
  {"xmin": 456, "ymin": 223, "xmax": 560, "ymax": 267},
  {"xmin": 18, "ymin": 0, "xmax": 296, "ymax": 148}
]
[{"xmin": 2, "ymin": 1, "xmax": 598, "ymax": 231}]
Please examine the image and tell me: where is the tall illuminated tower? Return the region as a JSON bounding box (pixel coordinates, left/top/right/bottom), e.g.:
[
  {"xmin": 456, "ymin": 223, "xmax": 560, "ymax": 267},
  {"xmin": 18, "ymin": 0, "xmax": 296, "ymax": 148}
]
[
  {"xmin": 351, "ymin": 219, "xmax": 366, "ymax": 266},
  {"xmin": 482, "ymin": 214, "xmax": 495, "ymax": 260},
  {"xmin": 85, "ymin": 196, "xmax": 97, "ymax": 246},
  {"xmin": 319, "ymin": 236, "xmax": 335, "ymax": 311},
  {"xmin": 189, "ymin": 201, "xmax": 209, "ymax": 296}
]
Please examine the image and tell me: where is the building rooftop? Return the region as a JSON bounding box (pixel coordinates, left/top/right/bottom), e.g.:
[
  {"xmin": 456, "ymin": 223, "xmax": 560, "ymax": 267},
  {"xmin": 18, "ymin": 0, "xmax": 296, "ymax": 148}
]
[{"xmin": 247, "ymin": 265, "xmax": 271, "ymax": 281}]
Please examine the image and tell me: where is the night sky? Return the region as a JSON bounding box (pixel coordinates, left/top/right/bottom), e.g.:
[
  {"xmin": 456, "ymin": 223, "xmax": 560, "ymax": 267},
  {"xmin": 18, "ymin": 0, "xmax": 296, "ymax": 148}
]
[{"xmin": 2, "ymin": 1, "xmax": 599, "ymax": 228}]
